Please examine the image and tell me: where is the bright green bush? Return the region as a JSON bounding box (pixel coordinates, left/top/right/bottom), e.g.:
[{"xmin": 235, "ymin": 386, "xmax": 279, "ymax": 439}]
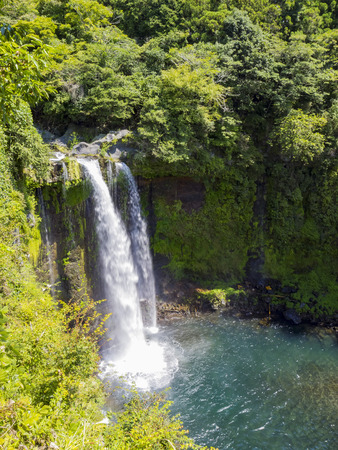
[{"xmin": 104, "ymin": 390, "xmax": 216, "ymax": 449}]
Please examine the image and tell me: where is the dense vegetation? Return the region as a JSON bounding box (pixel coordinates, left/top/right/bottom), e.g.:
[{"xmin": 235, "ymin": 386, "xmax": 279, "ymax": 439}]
[
  {"xmin": 0, "ymin": 111, "xmax": 207, "ymax": 447},
  {"xmin": 0, "ymin": 0, "xmax": 337, "ymax": 447}
]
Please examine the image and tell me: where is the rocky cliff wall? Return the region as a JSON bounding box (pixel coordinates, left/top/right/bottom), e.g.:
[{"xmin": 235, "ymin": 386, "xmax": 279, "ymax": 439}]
[{"xmin": 35, "ymin": 132, "xmax": 337, "ymax": 325}]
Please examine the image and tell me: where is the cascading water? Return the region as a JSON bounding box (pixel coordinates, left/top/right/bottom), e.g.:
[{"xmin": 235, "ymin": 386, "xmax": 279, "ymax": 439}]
[
  {"xmin": 37, "ymin": 188, "xmax": 56, "ymax": 298},
  {"xmin": 61, "ymin": 161, "xmax": 69, "ymax": 183},
  {"xmin": 79, "ymin": 159, "xmax": 144, "ymax": 357},
  {"xmin": 78, "ymin": 159, "xmax": 175, "ymax": 389},
  {"xmin": 106, "ymin": 160, "xmax": 118, "ymax": 206},
  {"xmin": 117, "ymin": 162, "xmax": 157, "ymax": 330}
]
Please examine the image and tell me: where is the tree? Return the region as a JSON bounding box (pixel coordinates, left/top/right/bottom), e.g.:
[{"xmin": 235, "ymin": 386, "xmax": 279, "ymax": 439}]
[
  {"xmin": 276, "ymin": 32, "xmax": 325, "ymax": 114},
  {"xmin": 272, "ymin": 109, "xmax": 327, "ymax": 164},
  {"xmin": 0, "ymin": 25, "xmax": 53, "ymax": 123},
  {"xmin": 138, "ymin": 61, "xmax": 232, "ymax": 165},
  {"xmin": 216, "ymin": 10, "xmax": 281, "ymax": 133},
  {"xmin": 0, "ymin": 18, "xmax": 52, "ymax": 178},
  {"xmin": 225, "ymin": 0, "xmax": 282, "ymax": 34},
  {"xmin": 38, "ymin": 0, "xmax": 115, "ymax": 41},
  {"xmin": 279, "ymin": 0, "xmax": 337, "ymax": 37},
  {"xmin": 106, "ymin": 0, "xmax": 183, "ymax": 40}
]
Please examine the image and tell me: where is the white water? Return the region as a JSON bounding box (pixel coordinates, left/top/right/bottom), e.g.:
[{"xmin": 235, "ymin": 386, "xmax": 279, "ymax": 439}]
[
  {"xmin": 61, "ymin": 161, "xmax": 69, "ymax": 183},
  {"xmin": 118, "ymin": 163, "xmax": 157, "ymax": 330},
  {"xmin": 79, "ymin": 159, "xmax": 172, "ymax": 389},
  {"xmin": 79, "ymin": 159, "xmax": 143, "ymax": 356},
  {"xmin": 106, "ymin": 160, "xmax": 118, "ymax": 206},
  {"xmin": 50, "ymin": 151, "xmax": 65, "ymax": 162},
  {"xmin": 38, "ymin": 188, "xmax": 56, "ymax": 298}
]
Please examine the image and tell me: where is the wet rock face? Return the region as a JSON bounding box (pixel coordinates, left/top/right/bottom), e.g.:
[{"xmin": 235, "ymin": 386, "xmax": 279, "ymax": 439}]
[
  {"xmin": 284, "ymin": 309, "xmax": 302, "ymax": 324},
  {"xmin": 62, "ymin": 246, "xmax": 88, "ymax": 302},
  {"xmin": 37, "ymin": 181, "xmax": 97, "ymax": 302},
  {"xmin": 137, "ymin": 176, "xmax": 205, "ymax": 299},
  {"xmin": 139, "ymin": 177, "xmax": 205, "ymax": 213}
]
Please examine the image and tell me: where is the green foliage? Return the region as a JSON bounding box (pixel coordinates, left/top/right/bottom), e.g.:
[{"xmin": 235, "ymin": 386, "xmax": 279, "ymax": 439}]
[
  {"xmin": 5, "ymin": 100, "xmax": 51, "ymax": 179},
  {"xmin": 0, "ymin": 16, "xmax": 54, "ymax": 179},
  {"xmin": 277, "ymin": 32, "xmax": 326, "ymax": 113},
  {"xmin": 264, "ymin": 149, "xmax": 338, "ymax": 318},
  {"xmin": 0, "ymin": 136, "xmax": 214, "ymax": 448},
  {"xmin": 109, "ymin": 0, "xmax": 183, "ymax": 40},
  {"xmin": 152, "ymin": 170, "xmax": 255, "ymax": 281},
  {"xmin": 225, "ymin": 0, "xmax": 282, "ymax": 34},
  {"xmin": 138, "ymin": 60, "xmax": 234, "ymax": 165},
  {"xmin": 41, "ymin": 26, "xmax": 143, "ymax": 128},
  {"xmin": 0, "ymin": 0, "xmax": 337, "ymax": 445},
  {"xmin": 0, "ymin": 0, "xmax": 39, "ymax": 23},
  {"xmin": 194, "ymin": 285, "xmax": 245, "ymax": 309},
  {"xmin": 104, "ymin": 390, "xmax": 214, "ymax": 449},
  {"xmin": 0, "ymin": 24, "xmax": 53, "ymax": 123},
  {"xmin": 279, "ymin": 0, "xmax": 337, "ymax": 37},
  {"xmin": 215, "ymin": 10, "xmax": 282, "ymax": 131},
  {"xmin": 325, "ymin": 98, "xmax": 338, "ymax": 149},
  {"xmin": 273, "ymin": 109, "xmax": 327, "ymax": 164},
  {"xmin": 38, "ymin": 0, "xmax": 115, "ymax": 41},
  {"xmin": 0, "ymin": 143, "xmax": 106, "ymax": 448}
]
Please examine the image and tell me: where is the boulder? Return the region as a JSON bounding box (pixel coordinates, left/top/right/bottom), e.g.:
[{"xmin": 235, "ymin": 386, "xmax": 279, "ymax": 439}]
[
  {"xmin": 54, "ymin": 124, "xmax": 92, "ymax": 146},
  {"xmin": 36, "ymin": 127, "xmax": 57, "ymax": 143},
  {"xmin": 284, "ymin": 309, "xmax": 302, "ymax": 324},
  {"xmin": 72, "ymin": 141, "xmax": 101, "ymax": 155},
  {"xmin": 71, "ymin": 129, "xmax": 133, "ymax": 158}
]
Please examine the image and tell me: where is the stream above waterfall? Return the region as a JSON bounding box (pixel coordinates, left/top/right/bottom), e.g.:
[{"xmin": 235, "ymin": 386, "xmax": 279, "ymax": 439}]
[{"xmin": 160, "ymin": 315, "xmax": 337, "ymax": 450}]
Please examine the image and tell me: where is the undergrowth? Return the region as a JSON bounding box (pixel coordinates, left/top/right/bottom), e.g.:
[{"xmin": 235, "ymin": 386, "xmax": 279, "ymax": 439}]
[{"xmin": 0, "ymin": 139, "xmax": 211, "ymax": 449}]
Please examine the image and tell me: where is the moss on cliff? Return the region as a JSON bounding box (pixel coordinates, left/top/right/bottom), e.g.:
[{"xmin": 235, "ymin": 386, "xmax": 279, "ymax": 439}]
[
  {"xmin": 37, "ymin": 173, "xmax": 93, "ymax": 301},
  {"xmin": 132, "ymin": 147, "xmax": 337, "ymax": 321},
  {"xmin": 263, "ymin": 161, "xmax": 338, "ymax": 319},
  {"xmin": 146, "ymin": 167, "xmax": 256, "ymax": 283}
]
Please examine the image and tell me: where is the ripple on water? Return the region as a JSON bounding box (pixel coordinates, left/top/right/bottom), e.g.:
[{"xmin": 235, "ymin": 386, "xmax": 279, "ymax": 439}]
[{"xmin": 166, "ymin": 316, "xmax": 338, "ymax": 450}]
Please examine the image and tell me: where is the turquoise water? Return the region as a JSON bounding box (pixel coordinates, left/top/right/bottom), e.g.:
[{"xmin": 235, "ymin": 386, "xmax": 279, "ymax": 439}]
[{"xmin": 161, "ymin": 315, "xmax": 337, "ymax": 449}]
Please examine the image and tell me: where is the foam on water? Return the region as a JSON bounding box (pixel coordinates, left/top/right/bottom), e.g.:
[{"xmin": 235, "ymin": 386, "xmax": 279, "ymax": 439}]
[
  {"xmin": 78, "ymin": 158, "xmax": 175, "ymax": 391},
  {"xmin": 100, "ymin": 330, "xmax": 178, "ymax": 391}
]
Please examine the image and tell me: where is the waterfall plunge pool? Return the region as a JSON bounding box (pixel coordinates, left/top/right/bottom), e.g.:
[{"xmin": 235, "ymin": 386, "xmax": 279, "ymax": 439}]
[
  {"xmin": 161, "ymin": 315, "xmax": 337, "ymax": 450},
  {"xmin": 76, "ymin": 159, "xmax": 336, "ymax": 448},
  {"xmin": 101, "ymin": 315, "xmax": 337, "ymax": 449}
]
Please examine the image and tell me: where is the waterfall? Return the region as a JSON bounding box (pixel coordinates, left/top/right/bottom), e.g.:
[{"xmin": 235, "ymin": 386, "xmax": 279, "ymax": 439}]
[
  {"xmin": 78, "ymin": 159, "xmax": 173, "ymax": 389},
  {"xmin": 78, "ymin": 159, "xmax": 145, "ymax": 358},
  {"xmin": 61, "ymin": 161, "xmax": 69, "ymax": 183},
  {"xmin": 77, "ymin": 158, "xmax": 178, "ymax": 390},
  {"xmin": 37, "ymin": 188, "xmax": 55, "ymax": 298},
  {"xmin": 117, "ymin": 163, "xmax": 157, "ymax": 330},
  {"xmin": 106, "ymin": 160, "xmax": 118, "ymax": 206}
]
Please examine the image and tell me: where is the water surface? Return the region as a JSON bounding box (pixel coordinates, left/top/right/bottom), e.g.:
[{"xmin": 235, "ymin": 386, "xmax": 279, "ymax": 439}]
[{"xmin": 162, "ymin": 315, "xmax": 337, "ymax": 449}]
